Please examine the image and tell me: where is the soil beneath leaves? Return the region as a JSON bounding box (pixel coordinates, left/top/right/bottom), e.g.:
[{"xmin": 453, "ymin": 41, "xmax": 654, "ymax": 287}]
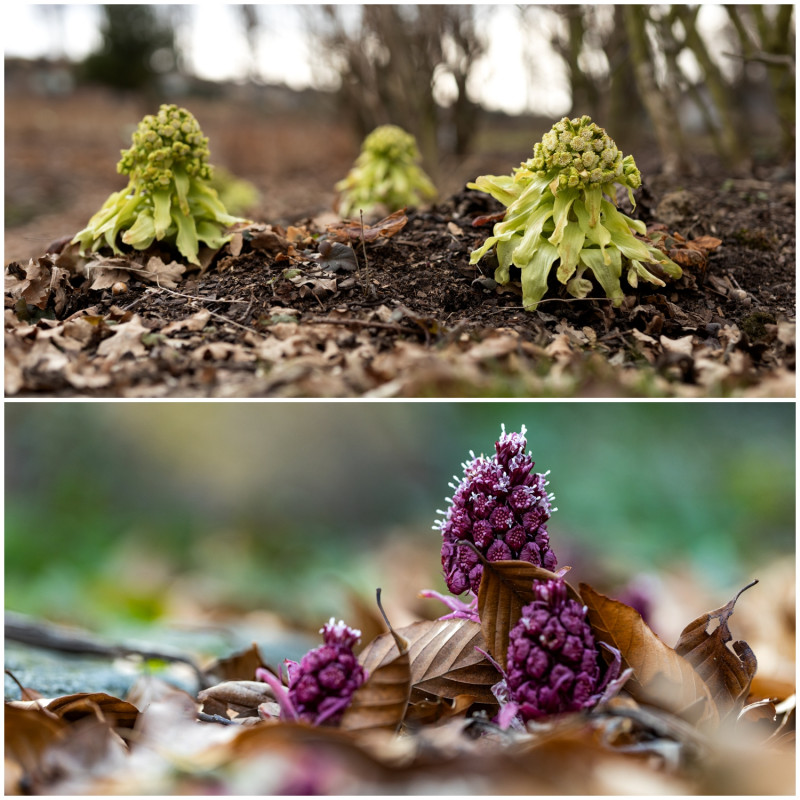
[{"xmin": 5, "ymin": 172, "xmax": 795, "ymax": 397}]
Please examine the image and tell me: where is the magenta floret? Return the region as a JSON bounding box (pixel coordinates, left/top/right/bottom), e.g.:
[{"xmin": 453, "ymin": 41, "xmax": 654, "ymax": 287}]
[
  {"xmin": 435, "ymin": 425, "xmax": 558, "ymax": 595},
  {"xmin": 260, "ymin": 617, "xmax": 367, "ymax": 726},
  {"xmin": 505, "ymin": 579, "xmax": 605, "ymax": 721}
]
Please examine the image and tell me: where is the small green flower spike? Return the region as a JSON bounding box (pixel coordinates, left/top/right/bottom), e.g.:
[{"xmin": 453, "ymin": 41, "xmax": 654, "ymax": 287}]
[
  {"xmin": 468, "ymin": 116, "xmax": 682, "ymax": 310},
  {"xmin": 336, "ymin": 124, "xmax": 437, "ymax": 218},
  {"xmin": 73, "ymin": 104, "xmax": 247, "ymax": 266}
]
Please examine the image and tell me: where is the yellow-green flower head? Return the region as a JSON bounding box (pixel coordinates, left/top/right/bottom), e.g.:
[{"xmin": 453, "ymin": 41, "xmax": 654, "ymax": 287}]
[
  {"xmin": 466, "ymin": 113, "xmax": 681, "ymax": 311},
  {"xmin": 117, "ymin": 104, "xmax": 212, "ymax": 193},
  {"xmin": 529, "ymin": 116, "xmax": 640, "ymax": 192},
  {"xmin": 335, "ymin": 124, "xmax": 437, "ymax": 217},
  {"xmin": 72, "ymin": 103, "xmax": 248, "ymax": 266},
  {"xmin": 361, "ymin": 124, "xmax": 420, "ymax": 164}
]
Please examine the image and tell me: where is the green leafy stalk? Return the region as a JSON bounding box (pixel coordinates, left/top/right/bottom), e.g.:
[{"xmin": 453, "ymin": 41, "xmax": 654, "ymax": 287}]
[
  {"xmin": 468, "ymin": 115, "xmax": 682, "ymax": 310},
  {"xmin": 336, "ymin": 125, "xmax": 437, "ymax": 218},
  {"xmin": 72, "ymin": 104, "xmax": 249, "ymax": 266}
]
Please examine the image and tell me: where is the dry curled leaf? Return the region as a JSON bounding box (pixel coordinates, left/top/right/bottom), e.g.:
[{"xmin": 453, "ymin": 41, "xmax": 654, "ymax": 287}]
[
  {"xmin": 96, "ymin": 316, "xmax": 150, "ymax": 360},
  {"xmin": 580, "ymin": 583, "xmax": 717, "ymax": 726},
  {"xmin": 340, "ymin": 621, "xmax": 411, "ymax": 734},
  {"xmin": 5, "ymin": 257, "xmax": 69, "ymax": 313},
  {"xmin": 647, "ymin": 226, "xmax": 722, "ymax": 272},
  {"xmin": 477, "ymin": 559, "xmax": 579, "ymax": 672},
  {"xmin": 674, "ymin": 580, "xmax": 758, "ymax": 720},
  {"xmin": 245, "ymin": 224, "xmax": 290, "ymax": 254},
  {"xmin": 357, "ymin": 618, "xmax": 499, "ymax": 706},
  {"xmin": 204, "ymin": 643, "xmax": 267, "ymax": 684},
  {"xmin": 45, "ymin": 692, "xmax": 140, "ymax": 729},
  {"xmin": 140, "ymin": 255, "xmax": 186, "ymax": 289},
  {"xmin": 10, "ymin": 692, "xmax": 140, "ymax": 729},
  {"xmin": 327, "ymin": 208, "xmax": 408, "ymax": 243},
  {"xmin": 317, "ymin": 241, "xmax": 358, "ymax": 273},
  {"xmin": 4, "ymin": 704, "xmax": 68, "ymax": 782},
  {"xmin": 198, "ymin": 680, "xmax": 275, "ymax": 718}
]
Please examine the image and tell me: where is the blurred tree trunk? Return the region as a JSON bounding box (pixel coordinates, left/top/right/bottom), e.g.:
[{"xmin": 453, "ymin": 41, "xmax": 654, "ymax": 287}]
[
  {"xmin": 304, "ymin": 5, "xmax": 485, "ymax": 179},
  {"xmin": 672, "ymin": 5, "xmax": 746, "ymax": 165},
  {"xmin": 238, "ymin": 5, "xmax": 262, "ymax": 83},
  {"xmin": 440, "ymin": 7, "xmax": 484, "ymax": 156},
  {"xmin": 603, "ymin": 6, "xmax": 645, "ymax": 134},
  {"xmin": 622, "ymin": 6, "xmax": 689, "ymax": 174},
  {"xmin": 726, "ymin": 4, "xmax": 795, "ymax": 155},
  {"xmin": 548, "ymin": 5, "xmax": 602, "ymax": 120}
]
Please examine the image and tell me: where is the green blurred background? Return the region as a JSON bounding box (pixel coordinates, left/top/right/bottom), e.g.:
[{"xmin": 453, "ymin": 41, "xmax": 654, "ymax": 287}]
[{"xmin": 4, "ymin": 402, "xmax": 794, "ymax": 634}]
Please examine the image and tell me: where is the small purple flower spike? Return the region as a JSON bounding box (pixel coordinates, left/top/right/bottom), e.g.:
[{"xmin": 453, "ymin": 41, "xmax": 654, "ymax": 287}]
[
  {"xmin": 256, "ymin": 617, "xmax": 368, "ymax": 726},
  {"xmin": 434, "ymin": 424, "xmax": 558, "ymax": 596},
  {"xmin": 495, "ymin": 579, "xmax": 628, "ymax": 726}
]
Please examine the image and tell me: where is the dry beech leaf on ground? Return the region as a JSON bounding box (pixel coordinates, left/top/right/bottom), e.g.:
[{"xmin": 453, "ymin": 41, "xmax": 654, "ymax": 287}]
[
  {"xmin": 326, "ymin": 208, "xmax": 408, "ymax": 243},
  {"xmin": 317, "ymin": 241, "xmax": 358, "ymax": 273},
  {"xmin": 41, "ymin": 692, "xmax": 139, "ymax": 729},
  {"xmin": 204, "ymin": 642, "xmax": 267, "ymax": 684},
  {"xmin": 83, "ymin": 256, "xmax": 132, "ymax": 291},
  {"xmin": 244, "ymin": 224, "xmax": 291, "ymax": 255},
  {"xmin": 579, "ymin": 583, "xmax": 718, "ymax": 725},
  {"xmin": 140, "ymin": 255, "xmax": 186, "ymax": 289},
  {"xmin": 341, "ymin": 623, "xmax": 411, "ymax": 734},
  {"xmin": 198, "ymin": 680, "xmax": 275, "ymax": 718},
  {"xmin": 357, "ymin": 618, "xmax": 499, "ymax": 705},
  {"xmin": 674, "ymin": 581, "xmax": 758, "ymax": 720},
  {"xmin": 5, "ymin": 257, "xmax": 70, "ymax": 314},
  {"xmin": 95, "ymin": 315, "xmax": 150, "ymax": 361},
  {"xmin": 477, "ymin": 560, "xmax": 579, "ymax": 671},
  {"xmin": 4, "ymin": 703, "xmax": 69, "ymax": 778}
]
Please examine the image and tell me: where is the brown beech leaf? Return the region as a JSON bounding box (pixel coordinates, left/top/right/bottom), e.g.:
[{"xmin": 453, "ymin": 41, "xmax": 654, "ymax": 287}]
[
  {"xmin": 198, "ymin": 680, "xmax": 274, "ymax": 717},
  {"xmin": 5, "ymin": 257, "xmax": 69, "ymax": 312},
  {"xmin": 580, "ymin": 583, "xmax": 717, "ymax": 725},
  {"xmin": 327, "ymin": 208, "xmax": 408, "ymax": 243},
  {"xmin": 478, "ymin": 560, "xmax": 580, "ymax": 672},
  {"xmin": 357, "ymin": 618, "xmax": 499, "ymax": 705},
  {"xmin": 140, "ymin": 255, "xmax": 186, "ymax": 289},
  {"xmin": 340, "ymin": 616, "xmax": 411, "ymax": 733},
  {"xmin": 246, "ymin": 224, "xmax": 290, "ymax": 254},
  {"xmin": 403, "ymin": 692, "xmax": 479, "ymax": 725},
  {"xmin": 44, "ymin": 692, "xmax": 140, "ymax": 729},
  {"xmin": 204, "ymin": 643, "xmax": 266, "ymax": 683},
  {"xmin": 674, "ymin": 580, "xmax": 758, "ymax": 720},
  {"xmin": 4, "ymin": 704, "xmax": 68, "ymax": 780}
]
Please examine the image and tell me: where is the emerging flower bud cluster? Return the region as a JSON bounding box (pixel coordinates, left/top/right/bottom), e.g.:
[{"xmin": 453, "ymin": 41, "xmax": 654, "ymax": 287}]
[
  {"xmin": 256, "ymin": 618, "xmax": 367, "ymax": 727},
  {"xmin": 468, "ymin": 115, "xmax": 681, "ymax": 310},
  {"xmin": 117, "ymin": 105, "xmax": 212, "ymax": 194},
  {"xmin": 73, "ymin": 104, "xmax": 247, "ymax": 266},
  {"xmin": 285, "ymin": 618, "xmax": 367, "ymax": 726},
  {"xmin": 435, "ymin": 424, "xmax": 557, "ymax": 596},
  {"xmin": 531, "ymin": 115, "xmax": 642, "ymax": 193},
  {"xmin": 505, "ymin": 578, "xmax": 604, "ymax": 721},
  {"xmin": 336, "ymin": 124, "xmax": 437, "ymax": 219}
]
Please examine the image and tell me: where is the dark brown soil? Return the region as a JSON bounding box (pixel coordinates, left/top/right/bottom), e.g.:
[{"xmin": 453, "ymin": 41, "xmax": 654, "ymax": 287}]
[{"xmin": 5, "ymin": 170, "xmax": 795, "ymax": 398}]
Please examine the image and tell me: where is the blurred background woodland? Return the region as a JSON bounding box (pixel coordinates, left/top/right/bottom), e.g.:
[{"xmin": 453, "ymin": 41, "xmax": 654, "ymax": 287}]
[
  {"xmin": 5, "ymin": 402, "xmax": 795, "ymax": 645},
  {"xmin": 5, "ymin": 4, "xmax": 795, "ymax": 261}
]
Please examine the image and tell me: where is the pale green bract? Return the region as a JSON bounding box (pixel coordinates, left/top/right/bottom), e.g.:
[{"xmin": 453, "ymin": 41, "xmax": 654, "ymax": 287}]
[
  {"xmin": 468, "ymin": 115, "xmax": 682, "ymax": 310},
  {"xmin": 72, "ymin": 104, "xmax": 247, "ymax": 266},
  {"xmin": 336, "ymin": 125, "xmax": 437, "ymax": 218}
]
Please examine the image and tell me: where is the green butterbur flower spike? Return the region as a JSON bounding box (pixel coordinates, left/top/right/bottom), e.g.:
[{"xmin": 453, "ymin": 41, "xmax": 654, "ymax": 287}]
[
  {"xmin": 72, "ymin": 104, "xmax": 248, "ymax": 266},
  {"xmin": 336, "ymin": 124, "xmax": 437, "ymax": 219},
  {"xmin": 468, "ymin": 115, "xmax": 682, "ymax": 310}
]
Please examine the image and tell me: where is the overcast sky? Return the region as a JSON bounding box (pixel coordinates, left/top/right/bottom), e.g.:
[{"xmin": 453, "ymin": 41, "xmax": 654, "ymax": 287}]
[{"xmin": 5, "ymin": 4, "xmax": 730, "ymax": 116}]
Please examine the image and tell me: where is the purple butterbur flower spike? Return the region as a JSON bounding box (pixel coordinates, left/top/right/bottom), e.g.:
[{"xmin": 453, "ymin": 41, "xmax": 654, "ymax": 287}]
[
  {"xmin": 434, "ymin": 424, "xmax": 559, "ymax": 597},
  {"xmin": 492, "ymin": 578, "xmax": 630, "ymax": 729},
  {"xmin": 256, "ymin": 617, "xmax": 368, "ymax": 726}
]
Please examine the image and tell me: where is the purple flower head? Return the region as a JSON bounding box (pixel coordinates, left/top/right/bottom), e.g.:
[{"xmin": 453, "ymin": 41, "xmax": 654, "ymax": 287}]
[
  {"xmin": 256, "ymin": 618, "xmax": 367, "ymax": 726},
  {"xmin": 498, "ymin": 579, "xmax": 626, "ymax": 725},
  {"xmin": 434, "ymin": 424, "xmax": 558, "ymax": 595}
]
